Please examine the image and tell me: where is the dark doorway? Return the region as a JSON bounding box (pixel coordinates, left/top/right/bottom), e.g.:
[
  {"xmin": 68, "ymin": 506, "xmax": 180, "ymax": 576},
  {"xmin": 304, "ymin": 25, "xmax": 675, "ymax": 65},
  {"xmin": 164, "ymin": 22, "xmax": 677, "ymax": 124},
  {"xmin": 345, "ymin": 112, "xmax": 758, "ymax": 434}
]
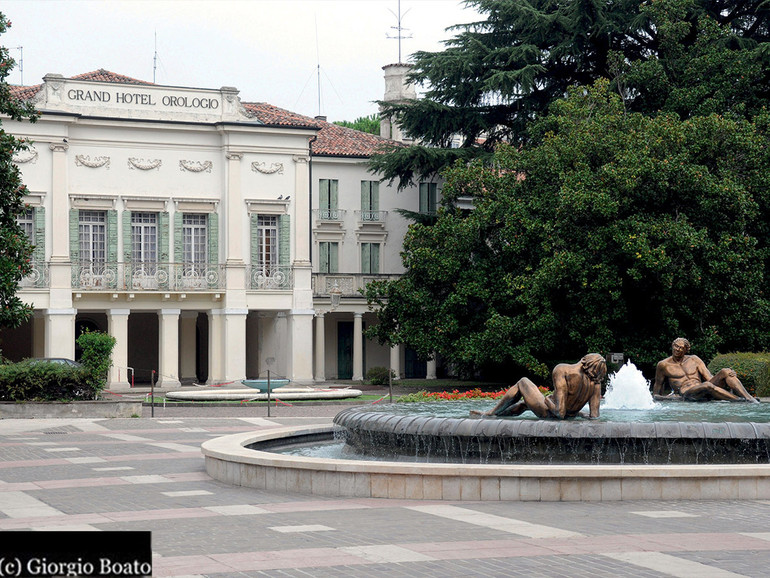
[
  {"xmin": 405, "ymin": 346, "xmax": 427, "ymax": 379},
  {"xmin": 337, "ymin": 321, "xmax": 353, "ymax": 379}
]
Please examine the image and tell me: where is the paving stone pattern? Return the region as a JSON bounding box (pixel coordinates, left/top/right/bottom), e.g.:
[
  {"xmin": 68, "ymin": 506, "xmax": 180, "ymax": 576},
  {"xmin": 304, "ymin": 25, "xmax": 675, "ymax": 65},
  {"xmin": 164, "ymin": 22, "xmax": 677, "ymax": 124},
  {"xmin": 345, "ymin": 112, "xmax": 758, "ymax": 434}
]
[{"xmin": 1, "ymin": 408, "xmax": 770, "ymax": 577}]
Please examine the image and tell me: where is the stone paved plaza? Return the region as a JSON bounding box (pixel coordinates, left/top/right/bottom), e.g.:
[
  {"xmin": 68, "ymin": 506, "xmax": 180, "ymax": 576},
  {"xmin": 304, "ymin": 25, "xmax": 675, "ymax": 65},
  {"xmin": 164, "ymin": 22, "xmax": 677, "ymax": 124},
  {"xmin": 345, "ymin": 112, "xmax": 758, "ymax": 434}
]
[{"xmin": 1, "ymin": 403, "xmax": 770, "ymax": 577}]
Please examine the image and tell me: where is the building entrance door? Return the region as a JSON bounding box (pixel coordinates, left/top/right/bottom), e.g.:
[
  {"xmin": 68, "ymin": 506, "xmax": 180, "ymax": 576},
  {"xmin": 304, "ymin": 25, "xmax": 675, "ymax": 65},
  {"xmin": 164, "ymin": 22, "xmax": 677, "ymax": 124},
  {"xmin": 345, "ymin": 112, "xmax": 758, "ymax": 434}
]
[
  {"xmin": 337, "ymin": 321, "xmax": 353, "ymax": 379},
  {"xmin": 405, "ymin": 346, "xmax": 427, "ymax": 379}
]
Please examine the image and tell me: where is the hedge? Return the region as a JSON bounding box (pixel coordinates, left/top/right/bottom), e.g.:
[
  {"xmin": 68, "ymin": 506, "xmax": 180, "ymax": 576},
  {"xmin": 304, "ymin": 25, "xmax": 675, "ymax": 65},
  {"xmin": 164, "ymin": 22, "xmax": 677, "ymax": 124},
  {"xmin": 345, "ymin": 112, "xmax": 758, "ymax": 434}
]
[
  {"xmin": 708, "ymin": 352, "xmax": 770, "ymax": 397},
  {"xmin": 0, "ymin": 360, "xmax": 96, "ymax": 401}
]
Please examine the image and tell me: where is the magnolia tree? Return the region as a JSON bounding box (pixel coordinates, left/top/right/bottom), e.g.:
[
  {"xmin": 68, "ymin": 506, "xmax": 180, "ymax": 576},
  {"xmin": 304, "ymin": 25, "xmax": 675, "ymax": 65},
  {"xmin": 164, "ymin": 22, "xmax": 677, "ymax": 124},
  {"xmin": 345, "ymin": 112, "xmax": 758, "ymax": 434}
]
[
  {"xmin": 365, "ymin": 81, "xmax": 770, "ymax": 378},
  {"xmin": 0, "ymin": 12, "xmax": 37, "ymax": 329}
]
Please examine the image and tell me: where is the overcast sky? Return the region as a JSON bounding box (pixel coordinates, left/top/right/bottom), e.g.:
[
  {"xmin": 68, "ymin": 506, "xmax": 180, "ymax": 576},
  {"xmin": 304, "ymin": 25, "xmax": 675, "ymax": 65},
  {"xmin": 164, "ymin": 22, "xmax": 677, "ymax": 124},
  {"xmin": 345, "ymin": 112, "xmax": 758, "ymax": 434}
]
[{"xmin": 2, "ymin": 0, "xmax": 480, "ymax": 122}]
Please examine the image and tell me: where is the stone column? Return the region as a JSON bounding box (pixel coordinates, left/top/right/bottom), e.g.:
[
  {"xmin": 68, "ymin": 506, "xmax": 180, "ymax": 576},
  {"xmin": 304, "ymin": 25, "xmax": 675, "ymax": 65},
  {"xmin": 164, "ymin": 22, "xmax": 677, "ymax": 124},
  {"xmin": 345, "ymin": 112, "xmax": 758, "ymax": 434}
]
[
  {"xmin": 48, "ymin": 143, "xmax": 69, "ymax": 262},
  {"xmin": 158, "ymin": 308, "xmax": 181, "ymax": 388},
  {"xmin": 352, "ymin": 312, "xmax": 364, "ymax": 381},
  {"xmin": 32, "ymin": 312, "xmax": 45, "ymax": 358},
  {"xmin": 179, "ymin": 311, "xmax": 198, "ymax": 383},
  {"xmin": 208, "ymin": 309, "xmax": 224, "ymax": 384},
  {"xmin": 314, "ymin": 312, "xmax": 326, "ymax": 382},
  {"xmin": 223, "ymin": 308, "xmax": 247, "ymax": 382},
  {"xmin": 44, "ymin": 308, "xmax": 76, "ymax": 359},
  {"xmin": 289, "ymin": 309, "xmax": 314, "ymax": 384},
  {"xmin": 108, "ymin": 309, "xmax": 130, "ymax": 387},
  {"xmin": 390, "ymin": 343, "xmax": 401, "ymax": 381},
  {"xmin": 426, "ymin": 357, "xmax": 437, "ymax": 380}
]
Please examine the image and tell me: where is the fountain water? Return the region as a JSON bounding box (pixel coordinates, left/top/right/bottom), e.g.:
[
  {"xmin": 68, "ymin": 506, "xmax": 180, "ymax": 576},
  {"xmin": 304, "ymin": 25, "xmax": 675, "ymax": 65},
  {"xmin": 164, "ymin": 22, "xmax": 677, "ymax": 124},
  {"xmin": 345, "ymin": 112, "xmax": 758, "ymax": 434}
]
[{"xmin": 602, "ymin": 361, "xmax": 657, "ymax": 410}]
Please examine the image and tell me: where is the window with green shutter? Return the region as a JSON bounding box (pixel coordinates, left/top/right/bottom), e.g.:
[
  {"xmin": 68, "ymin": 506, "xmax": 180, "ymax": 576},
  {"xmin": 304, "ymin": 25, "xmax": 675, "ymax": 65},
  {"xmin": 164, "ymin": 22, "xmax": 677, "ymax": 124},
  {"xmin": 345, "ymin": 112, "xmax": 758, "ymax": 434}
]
[
  {"xmin": 319, "ymin": 241, "xmax": 339, "ymax": 273},
  {"xmin": 361, "ymin": 242, "xmax": 380, "ymax": 274},
  {"xmin": 319, "ymin": 179, "xmax": 339, "ymax": 220},
  {"xmin": 419, "ymin": 182, "xmax": 437, "ymax": 214},
  {"xmin": 361, "ymin": 181, "xmax": 379, "ymax": 221}
]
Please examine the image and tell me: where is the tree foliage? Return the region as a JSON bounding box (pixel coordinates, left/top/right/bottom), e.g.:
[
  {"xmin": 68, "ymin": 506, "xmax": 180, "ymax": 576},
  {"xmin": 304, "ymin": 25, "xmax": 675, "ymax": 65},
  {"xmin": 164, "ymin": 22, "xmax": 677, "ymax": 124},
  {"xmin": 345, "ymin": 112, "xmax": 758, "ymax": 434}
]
[
  {"xmin": 365, "ymin": 81, "xmax": 770, "ymax": 377},
  {"xmin": 0, "ymin": 12, "xmax": 37, "ymax": 328},
  {"xmin": 334, "ymin": 114, "xmax": 381, "ymax": 135},
  {"xmin": 372, "ymin": 0, "xmax": 770, "ymax": 188}
]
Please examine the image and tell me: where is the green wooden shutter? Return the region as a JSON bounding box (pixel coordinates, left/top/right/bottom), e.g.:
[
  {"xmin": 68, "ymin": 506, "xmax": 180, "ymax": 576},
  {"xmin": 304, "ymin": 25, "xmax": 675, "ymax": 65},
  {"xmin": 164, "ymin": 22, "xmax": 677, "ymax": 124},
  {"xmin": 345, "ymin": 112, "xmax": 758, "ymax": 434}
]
[
  {"xmin": 208, "ymin": 212, "xmax": 219, "ymax": 265},
  {"xmin": 173, "ymin": 212, "xmax": 183, "ymax": 263},
  {"xmin": 69, "ymin": 209, "xmax": 79, "ymax": 262},
  {"xmin": 319, "ymin": 242, "xmax": 329, "ymax": 273},
  {"xmin": 107, "ymin": 210, "xmax": 118, "ymax": 264},
  {"xmin": 278, "ymin": 214, "xmax": 290, "ymax": 267},
  {"xmin": 330, "ymin": 179, "xmax": 338, "ymax": 210},
  {"xmin": 419, "ymin": 183, "xmax": 428, "ymax": 213},
  {"xmin": 361, "ymin": 181, "xmax": 370, "ymax": 211},
  {"xmin": 320, "ymin": 180, "xmax": 329, "ymax": 210},
  {"xmin": 372, "ymin": 182, "xmax": 379, "ymax": 212},
  {"xmin": 361, "ymin": 243, "xmax": 370, "ymax": 274},
  {"xmin": 122, "ymin": 210, "xmax": 132, "ymax": 262},
  {"xmin": 372, "ymin": 243, "xmax": 380, "ymax": 273},
  {"xmin": 249, "ymin": 213, "xmax": 259, "ymax": 265},
  {"xmin": 159, "ymin": 211, "xmax": 170, "ymax": 263},
  {"xmin": 330, "ymin": 242, "xmax": 338, "ymax": 273},
  {"xmin": 33, "ymin": 207, "xmax": 45, "ymax": 262}
]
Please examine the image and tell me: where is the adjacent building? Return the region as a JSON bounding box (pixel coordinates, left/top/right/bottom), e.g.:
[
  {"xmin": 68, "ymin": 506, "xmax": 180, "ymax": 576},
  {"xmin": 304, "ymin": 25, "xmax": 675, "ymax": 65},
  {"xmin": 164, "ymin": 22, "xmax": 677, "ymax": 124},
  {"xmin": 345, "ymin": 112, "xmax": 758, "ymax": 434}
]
[{"xmin": 1, "ymin": 68, "xmax": 439, "ymax": 386}]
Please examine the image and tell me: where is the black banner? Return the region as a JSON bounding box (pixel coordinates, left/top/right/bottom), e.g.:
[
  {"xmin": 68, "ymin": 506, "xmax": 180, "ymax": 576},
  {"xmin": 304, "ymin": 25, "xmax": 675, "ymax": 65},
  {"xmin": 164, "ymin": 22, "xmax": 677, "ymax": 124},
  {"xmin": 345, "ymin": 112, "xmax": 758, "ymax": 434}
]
[{"xmin": 0, "ymin": 531, "xmax": 151, "ymax": 577}]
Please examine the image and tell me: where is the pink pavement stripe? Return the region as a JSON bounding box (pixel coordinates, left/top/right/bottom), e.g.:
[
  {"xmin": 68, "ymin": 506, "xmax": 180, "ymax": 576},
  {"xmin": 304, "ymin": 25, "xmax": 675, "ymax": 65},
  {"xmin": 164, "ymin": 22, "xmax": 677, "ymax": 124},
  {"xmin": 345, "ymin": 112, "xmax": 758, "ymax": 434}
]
[
  {"xmin": 36, "ymin": 476, "xmax": 128, "ymax": 489},
  {"xmin": 0, "ymin": 513, "xmax": 111, "ymax": 530},
  {"xmin": 263, "ymin": 500, "xmax": 373, "ymax": 513},
  {"xmin": 151, "ymin": 555, "xmax": 231, "ymax": 577},
  {"xmin": 0, "ymin": 458, "xmax": 71, "ymax": 469},
  {"xmin": 104, "ymin": 507, "xmax": 220, "ymax": 522}
]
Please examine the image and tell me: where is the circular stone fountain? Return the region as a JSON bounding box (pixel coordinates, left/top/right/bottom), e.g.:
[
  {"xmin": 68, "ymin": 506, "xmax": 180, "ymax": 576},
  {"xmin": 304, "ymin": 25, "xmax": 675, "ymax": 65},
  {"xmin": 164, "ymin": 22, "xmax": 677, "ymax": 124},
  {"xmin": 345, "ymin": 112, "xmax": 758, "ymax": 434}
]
[{"xmin": 202, "ymin": 363, "xmax": 770, "ymax": 501}]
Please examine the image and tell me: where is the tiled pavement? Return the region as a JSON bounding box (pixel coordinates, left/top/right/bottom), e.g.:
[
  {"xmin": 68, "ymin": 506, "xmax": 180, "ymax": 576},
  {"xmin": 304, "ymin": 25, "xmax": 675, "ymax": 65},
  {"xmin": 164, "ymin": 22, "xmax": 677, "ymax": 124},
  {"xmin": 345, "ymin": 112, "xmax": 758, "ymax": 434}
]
[{"xmin": 2, "ymin": 406, "xmax": 770, "ymax": 577}]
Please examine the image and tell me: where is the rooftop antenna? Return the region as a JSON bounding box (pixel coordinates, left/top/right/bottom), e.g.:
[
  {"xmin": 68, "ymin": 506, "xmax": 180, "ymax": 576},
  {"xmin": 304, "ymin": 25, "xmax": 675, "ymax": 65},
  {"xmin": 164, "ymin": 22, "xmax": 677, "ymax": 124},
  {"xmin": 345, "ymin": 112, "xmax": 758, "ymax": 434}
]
[
  {"xmin": 315, "ymin": 16, "xmax": 322, "ymax": 116},
  {"xmin": 10, "ymin": 46, "xmax": 23, "ymax": 85},
  {"xmin": 386, "ymin": 0, "xmax": 412, "ymax": 64},
  {"xmin": 153, "ymin": 31, "xmax": 158, "ymax": 83}
]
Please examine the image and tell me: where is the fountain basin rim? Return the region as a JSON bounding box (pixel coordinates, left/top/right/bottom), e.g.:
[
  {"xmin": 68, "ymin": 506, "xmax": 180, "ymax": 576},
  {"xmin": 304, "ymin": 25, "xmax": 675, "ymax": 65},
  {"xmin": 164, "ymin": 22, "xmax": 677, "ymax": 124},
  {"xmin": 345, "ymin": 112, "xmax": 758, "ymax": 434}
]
[{"xmin": 201, "ymin": 425, "xmax": 770, "ymax": 478}]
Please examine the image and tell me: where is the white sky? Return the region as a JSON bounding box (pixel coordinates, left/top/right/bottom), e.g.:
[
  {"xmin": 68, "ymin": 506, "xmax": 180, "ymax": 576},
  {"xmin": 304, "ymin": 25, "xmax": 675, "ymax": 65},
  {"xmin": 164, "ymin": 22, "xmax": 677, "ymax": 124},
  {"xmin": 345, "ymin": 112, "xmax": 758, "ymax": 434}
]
[{"xmin": 2, "ymin": 0, "xmax": 480, "ymax": 122}]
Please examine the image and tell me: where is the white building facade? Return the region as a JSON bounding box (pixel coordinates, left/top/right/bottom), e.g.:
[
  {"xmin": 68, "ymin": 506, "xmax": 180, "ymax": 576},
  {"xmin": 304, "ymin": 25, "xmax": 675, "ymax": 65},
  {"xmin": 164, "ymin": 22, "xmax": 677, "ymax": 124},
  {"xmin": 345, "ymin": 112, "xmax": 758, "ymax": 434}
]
[{"xmin": 2, "ymin": 70, "xmax": 439, "ymax": 386}]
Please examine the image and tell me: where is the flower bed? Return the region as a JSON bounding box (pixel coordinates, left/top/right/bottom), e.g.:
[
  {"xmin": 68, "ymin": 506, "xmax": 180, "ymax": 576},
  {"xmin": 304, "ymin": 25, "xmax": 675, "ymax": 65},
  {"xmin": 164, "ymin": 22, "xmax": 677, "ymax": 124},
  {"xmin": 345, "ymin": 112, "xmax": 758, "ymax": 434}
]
[{"xmin": 397, "ymin": 386, "xmax": 550, "ymax": 403}]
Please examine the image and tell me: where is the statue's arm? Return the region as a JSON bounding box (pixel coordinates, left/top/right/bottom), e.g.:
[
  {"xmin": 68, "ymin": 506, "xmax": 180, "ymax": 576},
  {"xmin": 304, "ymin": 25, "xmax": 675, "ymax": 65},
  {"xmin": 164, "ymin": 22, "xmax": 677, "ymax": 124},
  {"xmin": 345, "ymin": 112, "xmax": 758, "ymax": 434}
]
[
  {"xmin": 653, "ymin": 362, "xmax": 666, "ymax": 396},
  {"xmin": 552, "ymin": 370, "xmax": 567, "ymax": 419},
  {"xmin": 588, "ymin": 382, "xmax": 601, "ymax": 418},
  {"xmin": 692, "ymin": 355, "xmax": 713, "ymax": 381}
]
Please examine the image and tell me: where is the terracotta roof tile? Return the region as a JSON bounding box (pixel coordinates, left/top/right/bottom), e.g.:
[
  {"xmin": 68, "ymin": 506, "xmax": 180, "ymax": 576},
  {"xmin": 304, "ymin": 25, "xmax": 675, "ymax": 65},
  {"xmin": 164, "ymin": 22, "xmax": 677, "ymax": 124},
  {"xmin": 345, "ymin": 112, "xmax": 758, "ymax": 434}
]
[
  {"xmin": 10, "ymin": 84, "xmax": 42, "ymax": 100},
  {"xmin": 71, "ymin": 69, "xmax": 154, "ymax": 85},
  {"xmin": 312, "ymin": 119, "xmax": 394, "ymax": 158},
  {"xmin": 242, "ymin": 102, "xmax": 320, "ymax": 129}
]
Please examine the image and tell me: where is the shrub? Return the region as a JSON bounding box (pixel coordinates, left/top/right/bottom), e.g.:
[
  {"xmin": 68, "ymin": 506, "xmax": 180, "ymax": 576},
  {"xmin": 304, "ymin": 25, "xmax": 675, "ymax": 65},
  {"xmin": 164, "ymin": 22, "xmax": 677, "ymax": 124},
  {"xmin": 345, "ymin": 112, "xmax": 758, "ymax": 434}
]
[
  {"xmin": 0, "ymin": 360, "xmax": 93, "ymax": 401},
  {"xmin": 366, "ymin": 366, "xmax": 395, "ymax": 385},
  {"xmin": 708, "ymin": 352, "xmax": 770, "ymax": 397},
  {"xmin": 76, "ymin": 331, "xmax": 116, "ymax": 395}
]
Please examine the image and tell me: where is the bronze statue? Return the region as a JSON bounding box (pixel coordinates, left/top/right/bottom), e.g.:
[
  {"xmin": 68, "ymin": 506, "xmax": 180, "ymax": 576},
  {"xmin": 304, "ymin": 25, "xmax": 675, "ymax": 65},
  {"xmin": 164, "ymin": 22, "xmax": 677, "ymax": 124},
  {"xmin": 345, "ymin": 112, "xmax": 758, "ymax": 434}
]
[
  {"xmin": 653, "ymin": 337, "xmax": 759, "ymax": 403},
  {"xmin": 471, "ymin": 353, "xmax": 607, "ymax": 419}
]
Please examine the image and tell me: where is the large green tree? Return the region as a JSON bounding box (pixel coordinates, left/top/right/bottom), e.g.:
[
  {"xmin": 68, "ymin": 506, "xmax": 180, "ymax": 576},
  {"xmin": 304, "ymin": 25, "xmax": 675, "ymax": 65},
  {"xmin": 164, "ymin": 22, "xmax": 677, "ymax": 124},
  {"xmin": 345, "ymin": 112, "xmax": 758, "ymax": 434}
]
[
  {"xmin": 372, "ymin": 0, "xmax": 770, "ymax": 188},
  {"xmin": 365, "ymin": 81, "xmax": 770, "ymax": 377},
  {"xmin": 0, "ymin": 12, "xmax": 37, "ymax": 328}
]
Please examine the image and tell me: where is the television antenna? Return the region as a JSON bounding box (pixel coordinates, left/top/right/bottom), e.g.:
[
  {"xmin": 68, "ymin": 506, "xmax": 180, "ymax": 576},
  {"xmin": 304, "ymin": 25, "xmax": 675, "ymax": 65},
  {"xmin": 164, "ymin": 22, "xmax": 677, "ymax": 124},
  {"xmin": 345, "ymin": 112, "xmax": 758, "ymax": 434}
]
[
  {"xmin": 387, "ymin": 0, "xmax": 412, "ymax": 64},
  {"xmin": 10, "ymin": 46, "xmax": 23, "ymax": 85}
]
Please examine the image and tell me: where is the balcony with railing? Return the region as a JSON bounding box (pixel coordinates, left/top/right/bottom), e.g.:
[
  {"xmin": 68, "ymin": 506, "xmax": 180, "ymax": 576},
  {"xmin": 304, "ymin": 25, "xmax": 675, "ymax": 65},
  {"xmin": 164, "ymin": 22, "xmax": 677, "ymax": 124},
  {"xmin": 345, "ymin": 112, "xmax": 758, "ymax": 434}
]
[
  {"xmin": 314, "ymin": 208, "xmax": 346, "ymax": 222},
  {"xmin": 71, "ymin": 262, "xmax": 226, "ymax": 291},
  {"xmin": 19, "ymin": 261, "xmax": 49, "ymax": 289},
  {"xmin": 355, "ymin": 210, "xmax": 388, "ymax": 226},
  {"xmin": 312, "ymin": 273, "xmax": 401, "ymax": 298},
  {"xmin": 246, "ymin": 264, "xmax": 293, "ymax": 290}
]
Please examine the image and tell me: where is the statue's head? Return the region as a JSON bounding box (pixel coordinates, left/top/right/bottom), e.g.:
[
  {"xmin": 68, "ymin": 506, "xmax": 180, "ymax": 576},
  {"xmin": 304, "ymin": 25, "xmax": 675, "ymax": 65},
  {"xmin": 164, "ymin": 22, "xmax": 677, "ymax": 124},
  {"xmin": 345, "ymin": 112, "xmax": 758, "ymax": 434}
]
[
  {"xmin": 581, "ymin": 353, "xmax": 607, "ymax": 382},
  {"xmin": 672, "ymin": 337, "xmax": 691, "ymax": 354}
]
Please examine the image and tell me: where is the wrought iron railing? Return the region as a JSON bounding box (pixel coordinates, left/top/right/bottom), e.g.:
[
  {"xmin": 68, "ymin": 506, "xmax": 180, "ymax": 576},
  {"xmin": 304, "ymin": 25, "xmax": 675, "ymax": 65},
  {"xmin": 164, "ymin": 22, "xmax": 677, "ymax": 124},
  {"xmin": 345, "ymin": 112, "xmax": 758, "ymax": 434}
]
[
  {"xmin": 247, "ymin": 264, "xmax": 293, "ymax": 290},
  {"xmin": 314, "ymin": 208, "xmax": 346, "ymax": 221},
  {"xmin": 312, "ymin": 273, "xmax": 401, "ymax": 296},
  {"xmin": 355, "ymin": 210, "xmax": 387, "ymax": 223},
  {"xmin": 19, "ymin": 261, "xmax": 49, "ymax": 288},
  {"xmin": 71, "ymin": 262, "xmax": 226, "ymax": 291}
]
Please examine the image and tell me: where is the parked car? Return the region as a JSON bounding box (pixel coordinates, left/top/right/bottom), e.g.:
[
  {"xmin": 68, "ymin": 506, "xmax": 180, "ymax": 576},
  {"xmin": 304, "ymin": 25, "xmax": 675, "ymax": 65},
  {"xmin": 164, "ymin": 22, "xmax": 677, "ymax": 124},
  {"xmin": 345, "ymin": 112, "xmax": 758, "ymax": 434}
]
[{"xmin": 30, "ymin": 358, "xmax": 83, "ymax": 368}]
